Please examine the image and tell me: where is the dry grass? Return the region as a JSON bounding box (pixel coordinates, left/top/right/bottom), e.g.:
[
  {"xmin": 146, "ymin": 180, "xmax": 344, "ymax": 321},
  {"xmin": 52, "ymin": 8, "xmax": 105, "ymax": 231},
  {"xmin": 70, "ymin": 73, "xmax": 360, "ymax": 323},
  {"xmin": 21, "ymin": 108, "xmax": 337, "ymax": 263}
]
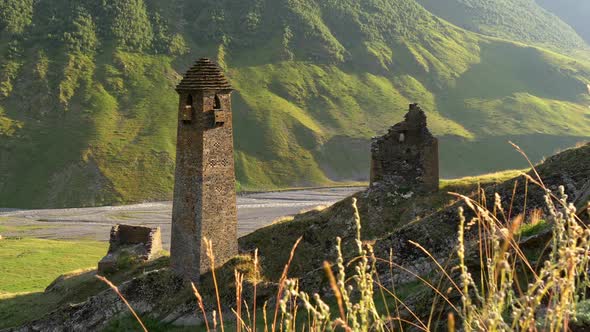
[
  {"xmin": 96, "ymin": 275, "xmax": 148, "ymax": 332},
  {"xmin": 98, "ymin": 186, "xmax": 590, "ymax": 331},
  {"xmin": 97, "ymin": 146, "xmax": 590, "ymax": 331}
]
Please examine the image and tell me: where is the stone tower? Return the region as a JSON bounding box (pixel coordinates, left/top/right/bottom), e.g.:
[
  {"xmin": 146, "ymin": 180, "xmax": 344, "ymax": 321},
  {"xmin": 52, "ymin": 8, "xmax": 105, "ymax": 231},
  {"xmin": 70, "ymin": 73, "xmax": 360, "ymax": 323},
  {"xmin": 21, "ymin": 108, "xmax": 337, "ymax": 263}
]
[
  {"xmin": 370, "ymin": 103, "xmax": 439, "ymax": 193},
  {"xmin": 170, "ymin": 58, "xmax": 238, "ymax": 281}
]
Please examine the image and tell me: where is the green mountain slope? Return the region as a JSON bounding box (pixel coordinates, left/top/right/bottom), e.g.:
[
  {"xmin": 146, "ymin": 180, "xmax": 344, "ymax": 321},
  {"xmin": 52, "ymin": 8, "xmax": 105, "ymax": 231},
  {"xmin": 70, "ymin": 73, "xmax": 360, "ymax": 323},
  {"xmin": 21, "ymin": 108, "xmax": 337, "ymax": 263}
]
[
  {"xmin": 416, "ymin": 0, "xmax": 588, "ymax": 51},
  {"xmin": 0, "ymin": 0, "xmax": 589, "ymax": 208},
  {"xmin": 535, "ymin": 0, "xmax": 590, "ymax": 45}
]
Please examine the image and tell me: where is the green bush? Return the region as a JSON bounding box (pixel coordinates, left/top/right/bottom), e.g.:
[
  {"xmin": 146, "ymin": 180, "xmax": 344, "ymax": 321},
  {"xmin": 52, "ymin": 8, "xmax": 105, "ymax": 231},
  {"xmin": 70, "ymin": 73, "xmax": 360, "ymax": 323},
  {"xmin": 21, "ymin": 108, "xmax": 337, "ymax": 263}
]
[
  {"xmin": 106, "ymin": 0, "xmax": 154, "ymax": 52},
  {"xmin": 0, "ymin": 0, "xmax": 33, "ymax": 35},
  {"xmin": 62, "ymin": 8, "xmax": 98, "ymax": 54}
]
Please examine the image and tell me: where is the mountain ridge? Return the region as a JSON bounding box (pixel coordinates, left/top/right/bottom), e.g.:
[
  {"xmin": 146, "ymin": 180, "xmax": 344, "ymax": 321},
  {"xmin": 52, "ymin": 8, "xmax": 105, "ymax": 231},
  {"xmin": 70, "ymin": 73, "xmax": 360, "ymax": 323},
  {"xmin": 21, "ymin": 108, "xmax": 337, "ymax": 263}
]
[
  {"xmin": 416, "ymin": 0, "xmax": 589, "ymax": 52},
  {"xmin": 0, "ymin": 0, "xmax": 589, "ymax": 208},
  {"xmin": 535, "ymin": 0, "xmax": 590, "ymax": 45}
]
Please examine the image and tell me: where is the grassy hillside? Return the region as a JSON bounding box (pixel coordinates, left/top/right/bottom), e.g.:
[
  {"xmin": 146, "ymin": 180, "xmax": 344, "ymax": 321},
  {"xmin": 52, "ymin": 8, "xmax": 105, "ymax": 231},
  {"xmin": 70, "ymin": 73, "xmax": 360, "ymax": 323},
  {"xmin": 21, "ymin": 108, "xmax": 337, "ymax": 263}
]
[
  {"xmin": 0, "ymin": 0, "xmax": 589, "ymax": 208},
  {"xmin": 0, "ymin": 168, "xmax": 529, "ymax": 329},
  {"xmin": 5, "ymin": 143, "xmax": 589, "ymax": 329},
  {"xmin": 536, "ymin": 0, "xmax": 590, "ymax": 45},
  {"xmin": 416, "ymin": 0, "xmax": 588, "ymax": 51},
  {"xmin": 0, "ymin": 238, "xmax": 107, "ymax": 294}
]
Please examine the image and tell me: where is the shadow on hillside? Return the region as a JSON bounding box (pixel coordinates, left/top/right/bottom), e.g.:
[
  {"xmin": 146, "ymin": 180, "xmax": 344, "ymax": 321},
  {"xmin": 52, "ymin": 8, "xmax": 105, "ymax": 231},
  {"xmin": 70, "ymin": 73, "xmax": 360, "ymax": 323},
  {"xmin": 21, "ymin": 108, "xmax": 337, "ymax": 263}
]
[
  {"xmin": 0, "ymin": 257, "xmax": 173, "ymax": 329},
  {"xmin": 0, "ymin": 269, "xmax": 102, "ymax": 330},
  {"xmin": 439, "ymin": 134, "xmax": 589, "ymax": 178}
]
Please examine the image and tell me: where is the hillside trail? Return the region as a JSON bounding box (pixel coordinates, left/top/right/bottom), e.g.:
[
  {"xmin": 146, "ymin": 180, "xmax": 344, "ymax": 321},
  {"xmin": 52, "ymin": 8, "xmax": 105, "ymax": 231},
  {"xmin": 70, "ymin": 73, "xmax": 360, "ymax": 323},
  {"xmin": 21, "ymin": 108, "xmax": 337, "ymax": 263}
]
[{"xmin": 0, "ymin": 187, "xmax": 363, "ymax": 249}]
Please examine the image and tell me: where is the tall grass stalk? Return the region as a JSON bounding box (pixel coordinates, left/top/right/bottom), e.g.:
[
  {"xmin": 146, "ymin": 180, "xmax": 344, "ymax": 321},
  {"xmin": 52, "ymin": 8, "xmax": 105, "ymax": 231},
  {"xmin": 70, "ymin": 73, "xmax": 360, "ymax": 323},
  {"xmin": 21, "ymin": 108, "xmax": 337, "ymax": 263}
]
[
  {"xmin": 96, "ymin": 275, "xmax": 148, "ymax": 332},
  {"xmin": 235, "ymin": 270, "xmax": 244, "ymax": 332},
  {"xmin": 271, "ymin": 237, "xmax": 302, "ymax": 332},
  {"xmin": 191, "ymin": 282, "xmax": 210, "ymax": 331},
  {"xmin": 253, "ymin": 249, "xmax": 259, "ymax": 332},
  {"xmin": 205, "ymin": 237, "xmax": 225, "ymax": 332}
]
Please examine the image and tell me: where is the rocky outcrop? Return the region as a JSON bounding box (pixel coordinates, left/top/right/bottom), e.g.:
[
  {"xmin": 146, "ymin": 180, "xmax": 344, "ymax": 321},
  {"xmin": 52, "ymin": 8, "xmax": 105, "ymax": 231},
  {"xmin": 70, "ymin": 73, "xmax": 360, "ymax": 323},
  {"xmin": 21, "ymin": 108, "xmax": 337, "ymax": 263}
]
[
  {"xmin": 8, "ymin": 269, "xmax": 186, "ymax": 332},
  {"xmin": 373, "ymin": 142, "xmax": 590, "ymax": 283},
  {"xmin": 7, "ymin": 143, "xmax": 589, "ymax": 331}
]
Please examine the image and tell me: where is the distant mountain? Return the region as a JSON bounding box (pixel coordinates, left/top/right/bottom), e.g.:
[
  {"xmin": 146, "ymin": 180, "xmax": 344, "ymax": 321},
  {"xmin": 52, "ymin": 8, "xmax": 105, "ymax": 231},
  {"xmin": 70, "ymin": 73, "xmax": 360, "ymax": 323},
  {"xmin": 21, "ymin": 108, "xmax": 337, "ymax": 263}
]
[
  {"xmin": 535, "ymin": 0, "xmax": 590, "ymax": 45},
  {"xmin": 0, "ymin": 0, "xmax": 589, "ymax": 208},
  {"xmin": 416, "ymin": 0, "xmax": 588, "ymax": 51}
]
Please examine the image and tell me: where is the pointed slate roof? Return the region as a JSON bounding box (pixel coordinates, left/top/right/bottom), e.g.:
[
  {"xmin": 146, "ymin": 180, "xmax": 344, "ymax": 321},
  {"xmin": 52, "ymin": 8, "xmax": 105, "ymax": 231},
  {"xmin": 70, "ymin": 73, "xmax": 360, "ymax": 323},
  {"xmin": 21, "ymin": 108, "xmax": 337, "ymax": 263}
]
[{"xmin": 176, "ymin": 58, "xmax": 232, "ymax": 92}]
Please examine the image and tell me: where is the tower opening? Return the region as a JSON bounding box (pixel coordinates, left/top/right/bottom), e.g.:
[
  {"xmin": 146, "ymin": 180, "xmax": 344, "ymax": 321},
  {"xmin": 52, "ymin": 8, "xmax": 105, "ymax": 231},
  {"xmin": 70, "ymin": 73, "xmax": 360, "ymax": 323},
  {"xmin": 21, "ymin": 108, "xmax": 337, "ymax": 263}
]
[
  {"xmin": 213, "ymin": 94, "xmax": 225, "ymax": 126},
  {"xmin": 214, "ymin": 94, "xmax": 222, "ymax": 109},
  {"xmin": 182, "ymin": 94, "xmax": 194, "ymax": 122}
]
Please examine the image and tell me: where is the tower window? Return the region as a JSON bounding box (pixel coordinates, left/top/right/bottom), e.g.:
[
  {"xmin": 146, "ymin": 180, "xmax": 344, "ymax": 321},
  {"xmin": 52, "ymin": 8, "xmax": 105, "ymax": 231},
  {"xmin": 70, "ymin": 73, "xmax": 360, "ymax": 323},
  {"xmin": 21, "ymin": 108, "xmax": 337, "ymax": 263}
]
[
  {"xmin": 398, "ymin": 132, "xmax": 406, "ymax": 143},
  {"xmin": 213, "ymin": 94, "xmax": 226, "ymax": 126},
  {"xmin": 182, "ymin": 94, "xmax": 193, "ymax": 122},
  {"xmin": 214, "ymin": 94, "xmax": 222, "ymax": 110}
]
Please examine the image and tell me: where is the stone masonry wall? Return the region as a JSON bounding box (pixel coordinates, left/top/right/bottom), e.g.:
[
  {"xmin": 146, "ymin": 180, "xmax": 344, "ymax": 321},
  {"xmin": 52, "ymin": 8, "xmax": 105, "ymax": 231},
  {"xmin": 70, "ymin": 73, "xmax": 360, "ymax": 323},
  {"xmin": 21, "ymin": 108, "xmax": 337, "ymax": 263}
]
[
  {"xmin": 170, "ymin": 84, "xmax": 238, "ymax": 281},
  {"xmin": 370, "ymin": 103, "xmax": 439, "ymax": 193},
  {"xmin": 98, "ymin": 224, "xmax": 163, "ymax": 273}
]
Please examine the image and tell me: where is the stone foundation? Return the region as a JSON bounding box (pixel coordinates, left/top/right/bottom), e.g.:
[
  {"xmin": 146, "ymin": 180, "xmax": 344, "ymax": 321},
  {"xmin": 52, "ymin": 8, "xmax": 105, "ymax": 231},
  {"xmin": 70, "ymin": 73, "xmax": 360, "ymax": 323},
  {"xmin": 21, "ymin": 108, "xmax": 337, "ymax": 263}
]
[{"xmin": 98, "ymin": 224, "xmax": 163, "ymax": 274}]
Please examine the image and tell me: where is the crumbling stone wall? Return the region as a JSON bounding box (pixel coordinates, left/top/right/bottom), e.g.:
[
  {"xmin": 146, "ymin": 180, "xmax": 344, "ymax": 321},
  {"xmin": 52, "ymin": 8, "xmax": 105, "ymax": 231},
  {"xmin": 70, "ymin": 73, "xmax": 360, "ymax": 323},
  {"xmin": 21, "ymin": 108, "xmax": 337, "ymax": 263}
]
[
  {"xmin": 170, "ymin": 58, "xmax": 238, "ymax": 281},
  {"xmin": 370, "ymin": 103, "xmax": 439, "ymax": 193},
  {"xmin": 98, "ymin": 224, "xmax": 163, "ymax": 274}
]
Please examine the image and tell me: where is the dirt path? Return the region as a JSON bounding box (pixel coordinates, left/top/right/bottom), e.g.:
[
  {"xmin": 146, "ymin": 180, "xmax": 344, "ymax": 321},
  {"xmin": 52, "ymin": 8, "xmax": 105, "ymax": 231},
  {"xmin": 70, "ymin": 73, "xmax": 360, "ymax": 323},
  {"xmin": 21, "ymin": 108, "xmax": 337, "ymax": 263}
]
[{"xmin": 0, "ymin": 187, "xmax": 363, "ymax": 249}]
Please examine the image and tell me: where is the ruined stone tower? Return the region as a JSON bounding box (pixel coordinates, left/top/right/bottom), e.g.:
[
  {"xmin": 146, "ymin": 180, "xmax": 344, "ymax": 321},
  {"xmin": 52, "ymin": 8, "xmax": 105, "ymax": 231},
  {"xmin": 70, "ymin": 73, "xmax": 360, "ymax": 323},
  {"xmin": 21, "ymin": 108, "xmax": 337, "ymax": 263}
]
[
  {"xmin": 170, "ymin": 58, "xmax": 238, "ymax": 281},
  {"xmin": 370, "ymin": 103, "xmax": 439, "ymax": 193}
]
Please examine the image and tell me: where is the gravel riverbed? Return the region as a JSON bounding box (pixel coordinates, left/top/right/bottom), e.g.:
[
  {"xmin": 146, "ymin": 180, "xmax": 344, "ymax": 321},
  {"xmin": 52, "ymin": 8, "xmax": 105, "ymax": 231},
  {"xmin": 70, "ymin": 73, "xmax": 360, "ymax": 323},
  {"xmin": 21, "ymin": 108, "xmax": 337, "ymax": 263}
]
[{"xmin": 0, "ymin": 187, "xmax": 364, "ymax": 249}]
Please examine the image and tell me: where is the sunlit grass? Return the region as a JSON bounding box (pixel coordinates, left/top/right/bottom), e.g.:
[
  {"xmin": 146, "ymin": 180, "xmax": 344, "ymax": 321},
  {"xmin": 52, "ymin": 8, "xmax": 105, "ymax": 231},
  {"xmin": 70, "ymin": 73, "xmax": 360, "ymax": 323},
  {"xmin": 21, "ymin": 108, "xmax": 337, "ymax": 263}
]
[{"xmin": 0, "ymin": 238, "xmax": 107, "ymax": 294}]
